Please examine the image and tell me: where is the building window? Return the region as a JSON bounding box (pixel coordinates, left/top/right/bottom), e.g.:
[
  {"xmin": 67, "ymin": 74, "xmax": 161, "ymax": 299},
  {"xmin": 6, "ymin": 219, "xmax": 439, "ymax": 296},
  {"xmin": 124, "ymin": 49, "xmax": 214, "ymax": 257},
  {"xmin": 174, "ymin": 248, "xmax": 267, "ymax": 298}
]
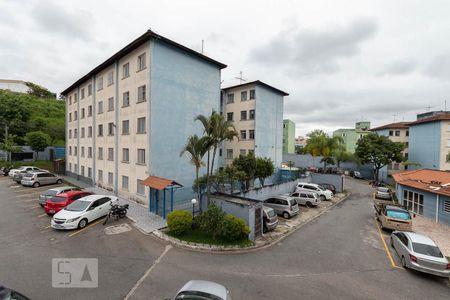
[
  {"xmin": 137, "ymin": 149, "xmax": 146, "ymax": 164},
  {"xmin": 107, "ymin": 71, "xmax": 114, "ymax": 86},
  {"xmin": 88, "ymin": 105, "xmax": 92, "ymax": 117},
  {"xmin": 122, "ymin": 120, "xmax": 130, "ymax": 135},
  {"xmin": 69, "ymin": 130, "xmax": 72, "ymax": 139},
  {"xmin": 406, "ymin": 130, "xmax": 409, "ymax": 136},
  {"xmin": 69, "ymin": 146, "xmax": 72, "ymax": 155},
  {"xmin": 88, "ymin": 126, "xmax": 92, "ymax": 137},
  {"xmin": 241, "ymin": 91, "xmax": 248, "ymax": 101},
  {"xmin": 403, "ymin": 189, "xmax": 424, "ymax": 215},
  {"xmin": 405, "ymin": 142, "xmax": 409, "ymax": 148},
  {"xmin": 240, "ymin": 111, "xmax": 247, "ymax": 120},
  {"xmin": 74, "ymin": 146, "xmax": 77, "ymax": 156},
  {"xmin": 342, "ymin": 133, "xmax": 346, "ymax": 137},
  {"xmin": 395, "ymin": 130, "xmax": 400, "ymax": 136},
  {"xmin": 108, "ymin": 97, "xmax": 114, "ymax": 111},
  {"xmin": 88, "ymin": 167, "xmax": 92, "ymax": 178},
  {"xmin": 98, "ymin": 101, "xmax": 103, "ymax": 114},
  {"xmin": 88, "ymin": 84, "xmax": 92, "ymax": 96},
  {"xmin": 249, "ymin": 130, "xmax": 255, "ymax": 140},
  {"xmin": 97, "ymin": 77, "xmax": 103, "ymax": 91},
  {"xmin": 80, "ymin": 88, "xmax": 85, "ymax": 99},
  {"xmin": 137, "ymin": 117, "xmax": 146, "ymax": 134},
  {"xmin": 81, "ymin": 108, "xmax": 85, "ymax": 119},
  {"xmin": 98, "ymin": 124, "xmax": 103, "ymax": 136},
  {"xmin": 137, "ymin": 85, "xmax": 146, "ymax": 102},
  {"xmin": 74, "ymin": 111, "xmax": 78, "ymax": 120},
  {"xmin": 123, "ymin": 91, "xmax": 130, "ymax": 107},
  {"xmin": 74, "ymin": 164, "xmax": 78, "ymax": 173},
  {"xmin": 240, "ymin": 130, "xmax": 246, "ymax": 140},
  {"xmin": 122, "ymin": 176, "xmax": 129, "ymax": 190},
  {"xmin": 249, "ymin": 89, "xmax": 255, "ymax": 99},
  {"xmin": 226, "ymin": 149, "xmax": 233, "ymax": 159},
  {"xmin": 98, "ymin": 147, "xmax": 103, "ymax": 160},
  {"xmin": 88, "ymin": 147, "xmax": 92, "ymax": 158},
  {"xmin": 81, "ymin": 127, "xmax": 85, "ymax": 138},
  {"xmin": 68, "ymin": 96, "xmax": 72, "ymax": 105},
  {"xmin": 69, "ymin": 113, "xmax": 72, "ymax": 122},
  {"xmin": 74, "ymin": 129, "xmax": 78, "ymax": 138},
  {"xmin": 389, "ymin": 130, "xmax": 393, "ymax": 136},
  {"xmin": 81, "ymin": 147, "xmax": 85, "ymax": 157},
  {"xmin": 404, "ymin": 153, "xmax": 408, "ymax": 160},
  {"xmin": 122, "ymin": 148, "xmax": 129, "ymax": 162},
  {"xmin": 137, "ymin": 179, "xmax": 145, "ymax": 195},
  {"xmin": 123, "ymin": 62, "xmax": 130, "ymax": 78},
  {"xmin": 137, "ymin": 53, "xmax": 146, "ymax": 71},
  {"xmin": 393, "ymin": 163, "xmax": 399, "ymax": 170},
  {"xmin": 74, "ymin": 93, "xmax": 78, "ymax": 103},
  {"xmin": 98, "ymin": 170, "xmax": 103, "ymax": 182},
  {"xmin": 108, "ymin": 148, "xmax": 114, "ymax": 161},
  {"xmin": 249, "ymin": 109, "xmax": 255, "ymax": 120},
  {"xmin": 444, "ymin": 200, "xmax": 450, "ymax": 213},
  {"xmin": 248, "ymin": 149, "xmax": 254, "ymax": 155},
  {"xmin": 240, "ymin": 149, "xmax": 246, "ymax": 156},
  {"xmin": 68, "ymin": 163, "xmax": 72, "ymax": 171},
  {"xmin": 219, "ymin": 148, "xmax": 222, "ymax": 157},
  {"xmin": 108, "ymin": 172, "xmax": 113, "ymax": 185},
  {"xmin": 227, "ymin": 112, "xmax": 233, "ymax": 122},
  {"xmin": 108, "ymin": 122, "xmax": 114, "ymax": 136},
  {"xmin": 227, "ymin": 93, "xmax": 234, "ymax": 104},
  {"xmin": 81, "ymin": 166, "xmax": 85, "ymax": 176}
]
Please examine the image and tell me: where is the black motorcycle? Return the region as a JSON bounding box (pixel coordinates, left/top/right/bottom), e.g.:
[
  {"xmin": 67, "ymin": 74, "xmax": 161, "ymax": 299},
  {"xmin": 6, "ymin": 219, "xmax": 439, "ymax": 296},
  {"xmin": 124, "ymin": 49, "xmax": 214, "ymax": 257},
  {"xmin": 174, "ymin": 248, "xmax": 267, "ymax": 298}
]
[
  {"xmin": 103, "ymin": 203, "xmax": 129, "ymax": 225},
  {"xmin": 0, "ymin": 166, "xmax": 11, "ymax": 176}
]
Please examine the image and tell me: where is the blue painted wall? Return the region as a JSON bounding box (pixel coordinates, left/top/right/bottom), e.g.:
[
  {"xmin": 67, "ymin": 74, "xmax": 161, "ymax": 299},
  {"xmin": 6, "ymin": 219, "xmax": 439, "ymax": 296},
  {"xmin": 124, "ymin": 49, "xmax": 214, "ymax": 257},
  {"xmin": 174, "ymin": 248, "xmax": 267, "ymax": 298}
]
[
  {"xmin": 409, "ymin": 122, "xmax": 441, "ymax": 169},
  {"xmin": 150, "ymin": 39, "xmax": 221, "ymax": 207},
  {"xmin": 254, "ymin": 85, "xmax": 283, "ymax": 169},
  {"xmin": 438, "ymin": 195, "xmax": 450, "ymax": 225},
  {"xmin": 395, "ymin": 184, "xmax": 442, "ymax": 223}
]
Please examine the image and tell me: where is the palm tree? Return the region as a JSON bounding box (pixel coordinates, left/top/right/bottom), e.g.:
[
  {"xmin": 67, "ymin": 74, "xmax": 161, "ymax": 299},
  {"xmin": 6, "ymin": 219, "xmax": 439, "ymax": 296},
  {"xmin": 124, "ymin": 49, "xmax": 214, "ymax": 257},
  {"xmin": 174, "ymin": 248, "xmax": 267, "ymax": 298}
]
[
  {"xmin": 180, "ymin": 135, "xmax": 210, "ymax": 205},
  {"xmin": 196, "ymin": 111, "xmax": 238, "ymax": 203}
]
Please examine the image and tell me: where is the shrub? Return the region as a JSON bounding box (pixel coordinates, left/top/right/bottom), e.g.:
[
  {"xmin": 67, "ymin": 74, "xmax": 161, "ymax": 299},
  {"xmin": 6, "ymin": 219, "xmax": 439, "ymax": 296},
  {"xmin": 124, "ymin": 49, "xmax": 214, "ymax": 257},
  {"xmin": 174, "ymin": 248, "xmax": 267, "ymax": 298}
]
[
  {"xmin": 221, "ymin": 214, "xmax": 250, "ymax": 241},
  {"xmin": 167, "ymin": 210, "xmax": 192, "ymax": 235},
  {"xmin": 199, "ymin": 203, "xmax": 226, "ymax": 240}
]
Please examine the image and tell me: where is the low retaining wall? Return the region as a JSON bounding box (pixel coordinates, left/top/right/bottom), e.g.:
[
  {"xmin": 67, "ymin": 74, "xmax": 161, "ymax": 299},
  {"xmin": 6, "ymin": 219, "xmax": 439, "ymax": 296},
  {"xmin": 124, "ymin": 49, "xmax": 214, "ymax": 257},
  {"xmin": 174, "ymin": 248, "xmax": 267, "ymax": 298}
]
[
  {"xmin": 234, "ymin": 180, "xmax": 299, "ymax": 201},
  {"xmin": 310, "ymin": 173, "xmax": 344, "ymax": 193}
]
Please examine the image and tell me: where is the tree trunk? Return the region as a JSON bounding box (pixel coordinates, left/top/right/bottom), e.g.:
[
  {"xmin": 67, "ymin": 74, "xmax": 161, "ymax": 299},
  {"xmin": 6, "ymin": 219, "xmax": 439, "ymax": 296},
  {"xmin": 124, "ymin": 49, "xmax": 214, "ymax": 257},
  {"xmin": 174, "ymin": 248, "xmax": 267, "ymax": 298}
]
[
  {"xmin": 208, "ymin": 145, "xmax": 217, "ymax": 202},
  {"xmin": 195, "ymin": 166, "xmax": 201, "ymax": 212},
  {"xmin": 206, "ymin": 150, "xmax": 210, "ymax": 206}
]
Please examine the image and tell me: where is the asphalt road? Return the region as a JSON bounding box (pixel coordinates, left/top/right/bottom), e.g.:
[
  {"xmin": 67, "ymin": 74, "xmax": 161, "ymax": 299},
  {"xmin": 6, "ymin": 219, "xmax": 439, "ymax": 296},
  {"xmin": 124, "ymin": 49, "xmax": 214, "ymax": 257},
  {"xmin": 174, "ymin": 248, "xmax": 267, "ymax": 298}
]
[{"xmin": 0, "ymin": 176, "xmax": 449, "ymax": 300}]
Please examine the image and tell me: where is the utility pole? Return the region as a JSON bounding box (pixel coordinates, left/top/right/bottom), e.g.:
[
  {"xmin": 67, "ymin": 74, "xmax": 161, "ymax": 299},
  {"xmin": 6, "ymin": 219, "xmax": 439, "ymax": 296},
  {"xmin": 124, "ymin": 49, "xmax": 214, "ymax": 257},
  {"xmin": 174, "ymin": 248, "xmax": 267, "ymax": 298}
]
[
  {"xmin": 201, "ymin": 39, "xmax": 204, "ymax": 54},
  {"xmin": 235, "ymin": 71, "xmax": 246, "ymax": 84}
]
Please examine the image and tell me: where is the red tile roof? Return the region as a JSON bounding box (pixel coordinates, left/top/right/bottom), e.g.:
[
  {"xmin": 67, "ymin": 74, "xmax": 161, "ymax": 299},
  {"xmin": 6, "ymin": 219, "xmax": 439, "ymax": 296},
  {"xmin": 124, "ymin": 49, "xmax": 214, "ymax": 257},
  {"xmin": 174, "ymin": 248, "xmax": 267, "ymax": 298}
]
[
  {"xmin": 408, "ymin": 114, "xmax": 450, "ymax": 126},
  {"xmin": 142, "ymin": 176, "xmax": 182, "ymax": 190},
  {"xmin": 392, "ymin": 169, "xmax": 450, "ymax": 197},
  {"xmin": 370, "ymin": 122, "xmax": 410, "ymax": 131}
]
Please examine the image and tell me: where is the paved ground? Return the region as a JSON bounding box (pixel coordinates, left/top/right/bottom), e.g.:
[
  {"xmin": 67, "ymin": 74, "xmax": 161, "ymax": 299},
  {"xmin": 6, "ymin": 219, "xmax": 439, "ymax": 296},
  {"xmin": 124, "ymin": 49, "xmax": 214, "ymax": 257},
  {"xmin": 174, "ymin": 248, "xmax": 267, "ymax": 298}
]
[
  {"xmin": 413, "ymin": 214, "xmax": 450, "ymax": 257},
  {"xmin": 0, "ymin": 176, "xmax": 449, "ymax": 299}
]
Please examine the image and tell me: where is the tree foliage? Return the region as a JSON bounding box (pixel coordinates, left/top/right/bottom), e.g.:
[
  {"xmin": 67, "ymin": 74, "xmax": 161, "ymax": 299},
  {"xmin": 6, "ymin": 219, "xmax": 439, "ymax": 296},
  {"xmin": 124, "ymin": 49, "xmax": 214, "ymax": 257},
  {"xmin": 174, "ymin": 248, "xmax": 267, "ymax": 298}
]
[
  {"xmin": 167, "ymin": 210, "xmax": 192, "ymax": 235},
  {"xmin": 255, "ymin": 157, "xmax": 275, "ymax": 186},
  {"xmin": 305, "ymin": 130, "xmax": 343, "ymax": 169},
  {"xmin": 25, "ymin": 131, "xmax": 50, "ymax": 158},
  {"xmin": 355, "ymin": 133, "xmax": 405, "ymax": 180},
  {"xmin": 199, "ymin": 203, "xmax": 226, "ymax": 240},
  {"xmin": 25, "ymin": 82, "xmax": 56, "ymax": 98}
]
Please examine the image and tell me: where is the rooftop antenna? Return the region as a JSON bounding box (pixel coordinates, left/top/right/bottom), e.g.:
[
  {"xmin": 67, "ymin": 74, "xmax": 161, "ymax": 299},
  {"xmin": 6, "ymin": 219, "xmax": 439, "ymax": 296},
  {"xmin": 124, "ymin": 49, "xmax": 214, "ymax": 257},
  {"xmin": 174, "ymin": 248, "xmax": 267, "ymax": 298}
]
[
  {"xmin": 425, "ymin": 105, "xmax": 434, "ymax": 111},
  {"xmin": 392, "ymin": 114, "xmax": 397, "ymax": 122},
  {"xmin": 201, "ymin": 39, "xmax": 204, "ymax": 54},
  {"xmin": 235, "ymin": 71, "xmax": 246, "ymax": 84},
  {"xmin": 445, "ymin": 100, "xmax": 447, "ymax": 112}
]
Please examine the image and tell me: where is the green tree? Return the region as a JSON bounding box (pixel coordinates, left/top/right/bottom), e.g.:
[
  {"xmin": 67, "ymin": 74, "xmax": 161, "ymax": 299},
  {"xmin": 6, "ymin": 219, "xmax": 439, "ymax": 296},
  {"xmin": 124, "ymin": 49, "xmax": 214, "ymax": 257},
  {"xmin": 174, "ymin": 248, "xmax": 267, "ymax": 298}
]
[
  {"xmin": 333, "ymin": 147, "xmax": 354, "ymax": 170},
  {"xmin": 25, "ymin": 82, "xmax": 56, "ymax": 98},
  {"xmin": 24, "ymin": 131, "xmax": 50, "ymax": 160},
  {"xmin": 199, "ymin": 203, "xmax": 226, "ymax": 240},
  {"xmin": 196, "ymin": 111, "xmax": 238, "ymax": 203},
  {"xmin": 180, "ymin": 135, "xmax": 210, "ymax": 205},
  {"xmin": 306, "ymin": 130, "xmax": 343, "ymax": 170},
  {"xmin": 255, "ymin": 157, "xmax": 275, "ymax": 186},
  {"xmin": 355, "ymin": 133, "xmax": 405, "ymax": 180},
  {"xmin": 232, "ymin": 152, "xmax": 257, "ymax": 190},
  {"xmin": 0, "ymin": 134, "xmax": 21, "ymax": 162}
]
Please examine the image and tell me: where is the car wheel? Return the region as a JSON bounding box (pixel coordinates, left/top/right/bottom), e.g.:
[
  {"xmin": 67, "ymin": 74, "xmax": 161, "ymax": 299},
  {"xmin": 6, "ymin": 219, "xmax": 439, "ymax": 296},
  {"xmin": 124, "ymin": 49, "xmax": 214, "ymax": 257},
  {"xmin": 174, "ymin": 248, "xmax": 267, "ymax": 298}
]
[
  {"xmin": 306, "ymin": 201, "xmax": 313, "ymax": 208},
  {"xmin": 283, "ymin": 212, "xmax": 290, "ymax": 219},
  {"xmin": 320, "ymin": 195, "xmax": 326, "ymax": 201},
  {"xmin": 263, "ymin": 225, "xmax": 268, "ymax": 233},
  {"xmin": 77, "ymin": 218, "xmax": 88, "ymax": 229},
  {"xmin": 390, "ymin": 237, "xmax": 394, "ymax": 248},
  {"xmin": 16, "ymin": 181, "xmax": 20, "ymax": 184},
  {"xmin": 33, "ymin": 182, "xmax": 40, "ymax": 188},
  {"xmin": 401, "ymin": 256, "xmax": 407, "ymax": 269},
  {"xmin": 56, "ymin": 179, "xmax": 63, "ymax": 184}
]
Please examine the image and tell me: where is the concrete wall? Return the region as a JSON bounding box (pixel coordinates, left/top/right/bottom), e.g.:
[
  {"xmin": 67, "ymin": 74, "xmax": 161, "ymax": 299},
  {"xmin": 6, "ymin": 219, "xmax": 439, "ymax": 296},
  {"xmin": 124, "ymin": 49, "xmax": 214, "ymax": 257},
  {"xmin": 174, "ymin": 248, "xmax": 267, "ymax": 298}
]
[
  {"xmin": 235, "ymin": 180, "xmax": 299, "ymax": 201},
  {"xmin": 150, "ymin": 39, "xmax": 221, "ymax": 207},
  {"xmin": 409, "ymin": 121, "xmax": 441, "ymax": 170},
  {"xmin": 310, "ymin": 173, "xmax": 344, "ymax": 193}
]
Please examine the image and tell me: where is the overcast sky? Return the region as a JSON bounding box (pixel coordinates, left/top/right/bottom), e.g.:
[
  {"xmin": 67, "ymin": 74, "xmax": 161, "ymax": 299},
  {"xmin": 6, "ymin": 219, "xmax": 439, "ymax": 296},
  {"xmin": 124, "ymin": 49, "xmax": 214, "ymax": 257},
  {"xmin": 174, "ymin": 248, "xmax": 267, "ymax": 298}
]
[{"xmin": 2, "ymin": 0, "xmax": 450, "ymax": 136}]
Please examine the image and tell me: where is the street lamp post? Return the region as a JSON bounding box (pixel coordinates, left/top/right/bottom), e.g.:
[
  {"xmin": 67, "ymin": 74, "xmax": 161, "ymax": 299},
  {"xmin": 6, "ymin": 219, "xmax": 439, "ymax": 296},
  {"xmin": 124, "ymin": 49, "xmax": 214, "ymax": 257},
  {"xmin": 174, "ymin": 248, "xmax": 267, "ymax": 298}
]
[{"xmin": 191, "ymin": 198, "xmax": 197, "ymax": 219}]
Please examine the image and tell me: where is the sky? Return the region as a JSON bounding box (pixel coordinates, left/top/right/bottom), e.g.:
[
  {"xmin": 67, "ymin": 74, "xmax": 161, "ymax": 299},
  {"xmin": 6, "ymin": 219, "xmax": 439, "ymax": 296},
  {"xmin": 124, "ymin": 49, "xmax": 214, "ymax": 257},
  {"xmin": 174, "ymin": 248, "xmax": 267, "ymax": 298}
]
[{"xmin": 2, "ymin": 0, "xmax": 450, "ymax": 136}]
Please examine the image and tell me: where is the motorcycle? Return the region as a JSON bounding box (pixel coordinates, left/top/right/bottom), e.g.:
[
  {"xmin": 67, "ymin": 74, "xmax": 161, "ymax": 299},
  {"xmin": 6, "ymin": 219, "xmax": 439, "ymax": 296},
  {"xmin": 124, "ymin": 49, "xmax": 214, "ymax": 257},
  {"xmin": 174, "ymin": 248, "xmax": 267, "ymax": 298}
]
[
  {"xmin": 370, "ymin": 180, "xmax": 386, "ymax": 187},
  {"xmin": 0, "ymin": 166, "xmax": 11, "ymax": 176},
  {"xmin": 103, "ymin": 202, "xmax": 129, "ymax": 225}
]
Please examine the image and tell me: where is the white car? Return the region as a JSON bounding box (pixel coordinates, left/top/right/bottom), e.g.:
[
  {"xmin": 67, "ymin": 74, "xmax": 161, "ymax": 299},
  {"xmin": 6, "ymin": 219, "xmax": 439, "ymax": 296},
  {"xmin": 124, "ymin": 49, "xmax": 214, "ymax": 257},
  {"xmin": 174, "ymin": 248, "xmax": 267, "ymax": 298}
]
[
  {"xmin": 9, "ymin": 166, "xmax": 45, "ymax": 177},
  {"xmin": 296, "ymin": 182, "xmax": 333, "ymax": 201},
  {"xmin": 51, "ymin": 195, "xmax": 118, "ymax": 230},
  {"xmin": 174, "ymin": 280, "xmax": 231, "ymax": 300}
]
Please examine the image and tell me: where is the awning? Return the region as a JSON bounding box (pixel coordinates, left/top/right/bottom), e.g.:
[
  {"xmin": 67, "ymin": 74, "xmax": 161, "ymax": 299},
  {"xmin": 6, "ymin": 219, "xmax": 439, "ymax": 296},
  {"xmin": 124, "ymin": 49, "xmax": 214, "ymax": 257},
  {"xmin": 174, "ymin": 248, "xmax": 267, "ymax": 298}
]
[{"xmin": 142, "ymin": 175, "xmax": 183, "ymax": 190}]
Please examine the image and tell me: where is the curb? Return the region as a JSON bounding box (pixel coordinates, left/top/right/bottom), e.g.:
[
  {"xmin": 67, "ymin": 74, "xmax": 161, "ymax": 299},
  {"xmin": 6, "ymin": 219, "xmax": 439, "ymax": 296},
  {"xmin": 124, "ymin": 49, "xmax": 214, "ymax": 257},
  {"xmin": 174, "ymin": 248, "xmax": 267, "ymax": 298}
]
[{"xmin": 152, "ymin": 192, "xmax": 352, "ymax": 254}]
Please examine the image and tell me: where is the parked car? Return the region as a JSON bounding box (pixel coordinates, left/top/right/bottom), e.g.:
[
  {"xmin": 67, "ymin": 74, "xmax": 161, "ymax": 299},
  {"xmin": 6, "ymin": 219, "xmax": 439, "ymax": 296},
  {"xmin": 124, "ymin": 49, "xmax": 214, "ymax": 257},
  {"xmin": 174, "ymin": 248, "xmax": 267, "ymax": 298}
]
[
  {"xmin": 21, "ymin": 171, "xmax": 63, "ymax": 188},
  {"xmin": 9, "ymin": 166, "xmax": 47, "ymax": 178},
  {"xmin": 39, "ymin": 186, "xmax": 81, "ymax": 207},
  {"xmin": 296, "ymin": 182, "xmax": 333, "ymax": 201},
  {"xmin": 350, "ymin": 170, "xmax": 363, "ymax": 179},
  {"xmin": 391, "ymin": 231, "xmax": 450, "ymax": 278},
  {"xmin": 289, "ymin": 191, "xmax": 321, "ymax": 208},
  {"xmin": 0, "ymin": 285, "xmax": 30, "ymax": 300},
  {"xmin": 375, "ymin": 187, "xmax": 392, "ymax": 200},
  {"xmin": 171, "ymin": 280, "xmax": 231, "ymax": 300},
  {"xmin": 262, "ymin": 206, "xmax": 278, "ymax": 233},
  {"xmin": 45, "ymin": 190, "xmax": 93, "ymax": 215},
  {"xmin": 51, "ymin": 195, "xmax": 119, "ymax": 230},
  {"xmin": 318, "ymin": 183, "xmax": 336, "ymax": 194},
  {"xmin": 263, "ymin": 195, "xmax": 299, "ymax": 219},
  {"xmin": 374, "ymin": 201, "xmax": 412, "ymax": 231},
  {"xmin": 13, "ymin": 170, "xmax": 30, "ymax": 184}
]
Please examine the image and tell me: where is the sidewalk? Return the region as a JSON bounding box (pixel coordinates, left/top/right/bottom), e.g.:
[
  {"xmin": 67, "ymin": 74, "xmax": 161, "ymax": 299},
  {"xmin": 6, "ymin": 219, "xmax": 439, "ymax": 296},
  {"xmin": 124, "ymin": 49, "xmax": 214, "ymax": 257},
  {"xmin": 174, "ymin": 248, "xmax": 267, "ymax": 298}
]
[{"xmin": 62, "ymin": 175, "xmax": 166, "ymax": 234}]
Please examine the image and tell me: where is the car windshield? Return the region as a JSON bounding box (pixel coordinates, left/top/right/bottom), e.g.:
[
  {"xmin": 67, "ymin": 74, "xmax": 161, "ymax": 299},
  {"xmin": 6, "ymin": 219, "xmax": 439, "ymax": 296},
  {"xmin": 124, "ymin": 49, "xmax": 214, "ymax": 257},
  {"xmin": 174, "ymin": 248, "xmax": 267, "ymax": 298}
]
[
  {"xmin": 65, "ymin": 200, "xmax": 90, "ymax": 212},
  {"xmin": 386, "ymin": 210, "xmax": 411, "ymax": 220},
  {"xmin": 50, "ymin": 196, "xmax": 66, "ymax": 203},
  {"xmin": 44, "ymin": 190, "xmax": 58, "ymax": 196},
  {"xmin": 412, "ymin": 242, "xmax": 443, "ymax": 258},
  {"xmin": 22, "ymin": 173, "xmax": 33, "ymax": 178},
  {"xmin": 175, "ymin": 291, "xmax": 222, "ymax": 300},
  {"xmin": 288, "ymin": 199, "xmax": 297, "ymax": 206},
  {"xmin": 378, "ymin": 187, "xmax": 389, "ymax": 193},
  {"xmin": 316, "ymin": 186, "xmax": 325, "ymax": 191},
  {"xmin": 267, "ymin": 210, "xmax": 276, "ymax": 218}
]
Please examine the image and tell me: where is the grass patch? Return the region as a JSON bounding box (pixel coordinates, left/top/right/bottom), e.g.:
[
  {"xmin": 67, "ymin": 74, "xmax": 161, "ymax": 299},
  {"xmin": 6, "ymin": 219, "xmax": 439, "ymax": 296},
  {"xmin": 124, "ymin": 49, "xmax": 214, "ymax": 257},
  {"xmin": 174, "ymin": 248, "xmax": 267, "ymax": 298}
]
[
  {"xmin": 167, "ymin": 229, "xmax": 253, "ymax": 248},
  {"xmin": 0, "ymin": 160, "xmax": 55, "ymax": 172}
]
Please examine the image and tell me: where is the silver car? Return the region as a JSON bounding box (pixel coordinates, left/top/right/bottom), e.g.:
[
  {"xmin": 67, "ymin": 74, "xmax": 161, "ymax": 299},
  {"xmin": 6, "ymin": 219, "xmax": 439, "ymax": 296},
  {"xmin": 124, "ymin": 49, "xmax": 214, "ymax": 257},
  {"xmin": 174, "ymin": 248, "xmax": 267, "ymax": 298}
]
[
  {"xmin": 289, "ymin": 191, "xmax": 321, "ymax": 208},
  {"xmin": 173, "ymin": 280, "xmax": 231, "ymax": 300},
  {"xmin": 375, "ymin": 187, "xmax": 392, "ymax": 200},
  {"xmin": 391, "ymin": 231, "xmax": 450, "ymax": 277},
  {"xmin": 263, "ymin": 206, "xmax": 278, "ymax": 233},
  {"xmin": 21, "ymin": 171, "xmax": 63, "ymax": 188},
  {"xmin": 264, "ymin": 195, "xmax": 299, "ymax": 219},
  {"xmin": 39, "ymin": 186, "xmax": 81, "ymax": 206}
]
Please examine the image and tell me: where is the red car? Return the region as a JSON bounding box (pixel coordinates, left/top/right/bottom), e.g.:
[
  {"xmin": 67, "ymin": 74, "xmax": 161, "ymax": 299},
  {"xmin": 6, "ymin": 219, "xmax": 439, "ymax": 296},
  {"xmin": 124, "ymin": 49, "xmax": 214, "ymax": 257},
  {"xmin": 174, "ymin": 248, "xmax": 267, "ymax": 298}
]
[{"xmin": 44, "ymin": 190, "xmax": 93, "ymax": 215}]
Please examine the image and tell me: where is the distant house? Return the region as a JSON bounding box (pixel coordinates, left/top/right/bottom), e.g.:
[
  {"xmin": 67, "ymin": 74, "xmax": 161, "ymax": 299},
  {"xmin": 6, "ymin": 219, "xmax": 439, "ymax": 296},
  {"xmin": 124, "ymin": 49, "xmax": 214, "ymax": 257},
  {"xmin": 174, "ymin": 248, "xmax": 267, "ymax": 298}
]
[
  {"xmin": 0, "ymin": 79, "xmax": 29, "ymax": 93},
  {"xmin": 393, "ymin": 169, "xmax": 450, "ymax": 226},
  {"xmin": 332, "ymin": 121, "xmax": 371, "ymax": 153}
]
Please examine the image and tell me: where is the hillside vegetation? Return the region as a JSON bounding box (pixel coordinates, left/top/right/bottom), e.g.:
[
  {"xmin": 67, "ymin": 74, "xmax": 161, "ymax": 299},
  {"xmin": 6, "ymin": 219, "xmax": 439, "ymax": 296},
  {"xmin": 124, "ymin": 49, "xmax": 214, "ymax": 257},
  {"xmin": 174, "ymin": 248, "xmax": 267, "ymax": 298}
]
[{"xmin": 0, "ymin": 90, "xmax": 65, "ymax": 146}]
